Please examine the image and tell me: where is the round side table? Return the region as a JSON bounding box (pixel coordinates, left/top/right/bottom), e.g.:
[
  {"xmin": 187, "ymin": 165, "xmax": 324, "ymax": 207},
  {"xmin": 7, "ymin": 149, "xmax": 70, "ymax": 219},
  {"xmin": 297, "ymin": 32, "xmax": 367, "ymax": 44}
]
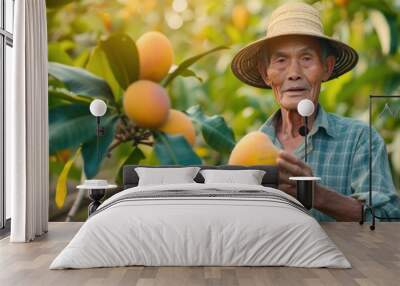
[{"xmin": 76, "ymin": 184, "xmax": 117, "ymax": 216}]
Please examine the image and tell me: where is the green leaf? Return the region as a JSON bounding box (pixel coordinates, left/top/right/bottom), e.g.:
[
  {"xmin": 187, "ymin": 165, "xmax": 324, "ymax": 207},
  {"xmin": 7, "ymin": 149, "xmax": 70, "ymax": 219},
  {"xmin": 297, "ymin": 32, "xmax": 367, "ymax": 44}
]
[
  {"xmin": 81, "ymin": 116, "xmax": 119, "ymax": 179},
  {"xmin": 48, "ymin": 62, "xmax": 114, "ymax": 101},
  {"xmin": 48, "ymin": 86, "xmax": 92, "ymax": 106},
  {"xmin": 162, "ymin": 45, "xmax": 229, "ymax": 87},
  {"xmin": 48, "ymin": 43, "xmax": 73, "ymax": 65},
  {"xmin": 384, "ymin": 73, "xmax": 400, "ymax": 94},
  {"xmin": 369, "ymin": 10, "xmax": 398, "ymax": 55},
  {"xmin": 74, "ymin": 49, "xmax": 90, "ymax": 67},
  {"xmin": 179, "ymin": 69, "xmax": 203, "ymax": 82},
  {"xmin": 115, "ymin": 147, "xmax": 146, "ymax": 185},
  {"xmin": 385, "ymin": 13, "xmax": 398, "ymax": 55},
  {"xmin": 49, "ymin": 104, "xmax": 115, "ymax": 155},
  {"xmin": 49, "ymin": 116, "xmax": 96, "ymax": 154},
  {"xmin": 187, "ymin": 105, "xmax": 235, "ymax": 154},
  {"xmin": 55, "ymin": 147, "xmax": 81, "ymax": 209},
  {"xmin": 49, "ymin": 104, "xmax": 89, "ymax": 125},
  {"xmin": 153, "ymin": 132, "xmax": 202, "ymax": 165},
  {"xmin": 99, "ymin": 33, "xmax": 139, "ymax": 90},
  {"xmin": 86, "ymin": 46, "xmax": 124, "ymax": 103},
  {"xmin": 140, "ymin": 149, "xmax": 160, "ymax": 165}
]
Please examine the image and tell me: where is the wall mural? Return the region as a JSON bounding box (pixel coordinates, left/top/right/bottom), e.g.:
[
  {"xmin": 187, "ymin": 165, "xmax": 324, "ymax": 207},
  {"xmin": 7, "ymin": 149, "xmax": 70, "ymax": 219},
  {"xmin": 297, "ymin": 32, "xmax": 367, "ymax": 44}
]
[{"xmin": 47, "ymin": 0, "xmax": 400, "ymax": 221}]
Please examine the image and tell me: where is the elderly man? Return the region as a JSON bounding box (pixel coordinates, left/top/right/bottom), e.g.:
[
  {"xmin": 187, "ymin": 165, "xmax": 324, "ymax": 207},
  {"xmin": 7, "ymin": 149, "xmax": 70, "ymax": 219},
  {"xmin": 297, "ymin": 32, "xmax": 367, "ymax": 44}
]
[{"xmin": 231, "ymin": 2, "xmax": 400, "ymax": 221}]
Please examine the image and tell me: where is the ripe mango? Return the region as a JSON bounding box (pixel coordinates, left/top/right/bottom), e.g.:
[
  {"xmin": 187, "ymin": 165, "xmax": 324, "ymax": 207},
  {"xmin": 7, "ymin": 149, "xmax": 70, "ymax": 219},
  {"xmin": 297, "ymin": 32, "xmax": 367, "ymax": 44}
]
[
  {"xmin": 232, "ymin": 4, "xmax": 249, "ymax": 30},
  {"xmin": 158, "ymin": 109, "xmax": 196, "ymax": 146},
  {"xmin": 137, "ymin": 31, "xmax": 174, "ymax": 82},
  {"xmin": 123, "ymin": 80, "xmax": 170, "ymax": 128},
  {"xmin": 228, "ymin": 131, "xmax": 279, "ymax": 165},
  {"xmin": 335, "ymin": 0, "xmax": 349, "ymax": 7}
]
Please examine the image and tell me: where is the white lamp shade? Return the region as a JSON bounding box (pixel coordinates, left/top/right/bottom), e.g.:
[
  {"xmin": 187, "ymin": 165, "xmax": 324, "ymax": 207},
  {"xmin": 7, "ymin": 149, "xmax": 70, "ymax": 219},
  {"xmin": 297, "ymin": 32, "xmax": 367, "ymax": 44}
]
[
  {"xmin": 89, "ymin": 99, "xmax": 107, "ymax": 117},
  {"xmin": 297, "ymin": 99, "xmax": 315, "ymax": 117}
]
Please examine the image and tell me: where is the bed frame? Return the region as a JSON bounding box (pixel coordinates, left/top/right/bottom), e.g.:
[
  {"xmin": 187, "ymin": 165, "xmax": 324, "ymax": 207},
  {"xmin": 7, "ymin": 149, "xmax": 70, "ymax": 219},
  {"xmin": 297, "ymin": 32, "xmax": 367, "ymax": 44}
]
[{"xmin": 123, "ymin": 165, "xmax": 279, "ymax": 189}]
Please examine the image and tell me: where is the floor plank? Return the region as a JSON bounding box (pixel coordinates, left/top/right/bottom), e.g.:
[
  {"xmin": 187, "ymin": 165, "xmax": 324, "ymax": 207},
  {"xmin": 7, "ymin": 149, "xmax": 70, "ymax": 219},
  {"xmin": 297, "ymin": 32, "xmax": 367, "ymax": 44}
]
[{"xmin": 0, "ymin": 222, "xmax": 399, "ymax": 286}]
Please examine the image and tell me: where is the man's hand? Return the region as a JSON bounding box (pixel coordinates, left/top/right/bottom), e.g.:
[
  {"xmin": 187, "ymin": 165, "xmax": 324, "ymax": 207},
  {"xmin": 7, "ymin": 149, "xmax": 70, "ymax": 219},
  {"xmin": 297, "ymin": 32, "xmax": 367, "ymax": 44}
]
[
  {"xmin": 276, "ymin": 150, "xmax": 314, "ymax": 198},
  {"xmin": 276, "ymin": 150, "xmax": 363, "ymax": 221}
]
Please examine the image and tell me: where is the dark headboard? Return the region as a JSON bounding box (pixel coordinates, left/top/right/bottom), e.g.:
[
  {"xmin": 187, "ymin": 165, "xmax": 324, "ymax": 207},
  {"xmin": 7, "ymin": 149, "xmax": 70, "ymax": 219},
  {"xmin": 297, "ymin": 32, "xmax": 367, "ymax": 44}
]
[{"xmin": 123, "ymin": 165, "xmax": 279, "ymax": 189}]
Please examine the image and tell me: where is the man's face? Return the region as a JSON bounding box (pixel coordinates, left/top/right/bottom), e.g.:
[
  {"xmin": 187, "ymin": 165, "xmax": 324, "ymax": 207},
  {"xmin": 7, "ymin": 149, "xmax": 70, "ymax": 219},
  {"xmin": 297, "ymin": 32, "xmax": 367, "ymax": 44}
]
[{"xmin": 260, "ymin": 35, "xmax": 335, "ymax": 111}]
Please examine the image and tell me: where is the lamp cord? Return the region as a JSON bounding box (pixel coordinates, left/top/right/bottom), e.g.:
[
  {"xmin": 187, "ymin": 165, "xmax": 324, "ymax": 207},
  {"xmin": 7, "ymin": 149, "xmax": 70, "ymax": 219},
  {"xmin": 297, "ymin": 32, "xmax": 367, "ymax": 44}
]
[
  {"xmin": 96, "ymin": 116, "xmax": 100, "ymax": 167},
  {"xmin": 304, "ymin": 116, "xmax": 308, "ymax": 163}
]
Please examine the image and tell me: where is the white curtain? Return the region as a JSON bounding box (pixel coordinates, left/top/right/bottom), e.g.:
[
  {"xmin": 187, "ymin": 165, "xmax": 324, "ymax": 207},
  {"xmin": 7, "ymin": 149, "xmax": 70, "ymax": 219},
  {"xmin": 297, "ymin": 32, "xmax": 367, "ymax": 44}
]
[{"xmin": 6, "ymin": 0, "xmax": 49, "ymax": 242}]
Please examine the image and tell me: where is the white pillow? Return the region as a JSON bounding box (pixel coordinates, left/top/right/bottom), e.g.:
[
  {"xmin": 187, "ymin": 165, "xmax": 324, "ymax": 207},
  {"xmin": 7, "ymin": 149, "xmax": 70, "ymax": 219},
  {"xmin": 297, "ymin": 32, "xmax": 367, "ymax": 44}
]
[
  {"xmin": 135, "ymin": 167, "xmax": 201, "ymax": 186},
  {"xmin": 200, "ymin": 169, "xmax": 266, "ymax": 185}
]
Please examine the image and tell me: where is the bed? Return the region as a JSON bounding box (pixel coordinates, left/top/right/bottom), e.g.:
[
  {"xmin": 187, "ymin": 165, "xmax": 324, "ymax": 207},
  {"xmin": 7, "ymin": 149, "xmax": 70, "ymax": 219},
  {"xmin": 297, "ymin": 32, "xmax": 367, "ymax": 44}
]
[{"xmin": 49, "ymin": 165, "xmax": 351, "ymax": 269}]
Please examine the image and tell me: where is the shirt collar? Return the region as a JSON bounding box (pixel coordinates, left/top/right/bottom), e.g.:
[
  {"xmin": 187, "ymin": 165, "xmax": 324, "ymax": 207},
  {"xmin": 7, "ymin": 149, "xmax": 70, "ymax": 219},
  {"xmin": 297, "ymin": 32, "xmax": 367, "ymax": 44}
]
[{"xmin": 259, "ymin": 103, "xmax": 336, "ymax": 139}]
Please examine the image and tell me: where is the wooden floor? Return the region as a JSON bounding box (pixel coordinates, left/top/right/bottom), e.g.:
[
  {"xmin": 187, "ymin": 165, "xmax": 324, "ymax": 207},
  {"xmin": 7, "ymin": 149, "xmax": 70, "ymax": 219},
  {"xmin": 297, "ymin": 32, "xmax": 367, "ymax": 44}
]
[{"xmin": 0, "ymin": 222, "xmax": 399, "ymax": 286}]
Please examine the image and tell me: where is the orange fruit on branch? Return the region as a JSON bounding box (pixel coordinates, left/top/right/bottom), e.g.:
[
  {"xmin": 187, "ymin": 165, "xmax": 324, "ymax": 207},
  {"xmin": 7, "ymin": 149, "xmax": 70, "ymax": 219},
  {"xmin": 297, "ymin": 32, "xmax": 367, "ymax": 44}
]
[
  {"xmin": 137, "ymin": 31, "xmax": 174, "ymax": 82},
  {"xmin": 99, "ymin": 12, "xmax": 112, "ymax": 32},
  {"xmin": 158, "ymin": 109, "xmax": 196, "ymax": 146},
  {"xmin": 335, "ymin": 0, "xmax": 349, "ymax": 7},
  {"xmin": 123, "ymin": 80, "xmax": 170, "ymax": 128},
  {"xmin": 232, "ymin": 4, "xmax": 249, "ymax": 30}
]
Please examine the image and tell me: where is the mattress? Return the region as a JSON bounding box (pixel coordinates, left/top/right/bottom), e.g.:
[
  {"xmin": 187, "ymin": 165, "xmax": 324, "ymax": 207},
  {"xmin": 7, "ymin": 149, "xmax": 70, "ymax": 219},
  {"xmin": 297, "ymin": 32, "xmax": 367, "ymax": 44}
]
[{"xmin": 50, "ymin": 183, "xmax": 351, "ymax": 269}]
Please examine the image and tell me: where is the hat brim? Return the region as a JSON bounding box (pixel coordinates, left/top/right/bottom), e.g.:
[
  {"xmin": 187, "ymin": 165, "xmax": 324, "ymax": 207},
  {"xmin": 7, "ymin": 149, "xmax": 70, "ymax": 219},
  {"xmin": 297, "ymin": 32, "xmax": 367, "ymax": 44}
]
[{"xmin": 231, "ymin": 33, "xmax": 359, "ymax": 89}]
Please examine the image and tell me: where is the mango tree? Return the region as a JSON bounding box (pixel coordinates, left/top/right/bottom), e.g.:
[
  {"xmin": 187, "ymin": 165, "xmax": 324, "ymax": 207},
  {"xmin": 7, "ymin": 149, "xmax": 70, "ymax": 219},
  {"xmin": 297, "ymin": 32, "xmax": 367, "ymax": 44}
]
[{"xmin": 49, "ymin": 32, "xmax": 235, "ymax": 209}]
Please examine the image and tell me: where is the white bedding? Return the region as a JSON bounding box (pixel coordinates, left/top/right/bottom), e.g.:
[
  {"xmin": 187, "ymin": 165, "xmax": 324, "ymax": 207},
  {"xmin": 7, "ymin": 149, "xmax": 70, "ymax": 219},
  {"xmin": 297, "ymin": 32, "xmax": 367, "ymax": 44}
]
[{"xmin": 50, "ymin": 183, "xmax": 351, "ymax": 269}]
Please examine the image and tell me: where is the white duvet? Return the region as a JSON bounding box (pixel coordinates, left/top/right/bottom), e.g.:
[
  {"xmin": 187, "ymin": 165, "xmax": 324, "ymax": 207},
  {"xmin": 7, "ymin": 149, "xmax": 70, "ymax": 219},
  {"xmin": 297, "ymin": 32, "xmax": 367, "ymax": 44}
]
[{"xmin": 50, "ymin": 183, "xmax": 351, "ymax": 269}]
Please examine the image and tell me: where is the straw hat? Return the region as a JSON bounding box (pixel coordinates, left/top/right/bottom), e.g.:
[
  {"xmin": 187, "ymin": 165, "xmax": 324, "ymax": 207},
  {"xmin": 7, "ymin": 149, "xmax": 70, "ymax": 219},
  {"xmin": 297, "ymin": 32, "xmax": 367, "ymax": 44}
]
[{"xmin": 231, "ymin": 2, "xmax": 358, "ymax": 89}]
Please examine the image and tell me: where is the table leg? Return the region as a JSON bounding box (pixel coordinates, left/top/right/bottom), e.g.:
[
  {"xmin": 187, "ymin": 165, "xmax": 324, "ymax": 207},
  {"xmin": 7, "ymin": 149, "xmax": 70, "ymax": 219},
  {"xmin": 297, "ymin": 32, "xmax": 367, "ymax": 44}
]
[{"xmin": 88, "ymin": 189, "xmax": 106, "ymax": 216}]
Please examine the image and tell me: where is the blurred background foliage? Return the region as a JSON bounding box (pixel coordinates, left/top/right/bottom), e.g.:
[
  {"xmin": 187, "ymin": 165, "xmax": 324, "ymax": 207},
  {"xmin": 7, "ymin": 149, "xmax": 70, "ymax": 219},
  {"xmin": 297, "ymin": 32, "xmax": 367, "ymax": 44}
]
[{"xmin": 46, "ymin": 0, "xmax": 400, "ymax": 220}]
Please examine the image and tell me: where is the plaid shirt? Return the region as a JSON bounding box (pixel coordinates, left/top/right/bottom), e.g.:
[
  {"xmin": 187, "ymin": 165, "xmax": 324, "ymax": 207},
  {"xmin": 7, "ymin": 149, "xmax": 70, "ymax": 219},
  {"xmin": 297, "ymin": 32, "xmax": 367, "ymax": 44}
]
[{"xmin": 259, "ymin": 104, "xmax": 400, "ymax": 221}]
